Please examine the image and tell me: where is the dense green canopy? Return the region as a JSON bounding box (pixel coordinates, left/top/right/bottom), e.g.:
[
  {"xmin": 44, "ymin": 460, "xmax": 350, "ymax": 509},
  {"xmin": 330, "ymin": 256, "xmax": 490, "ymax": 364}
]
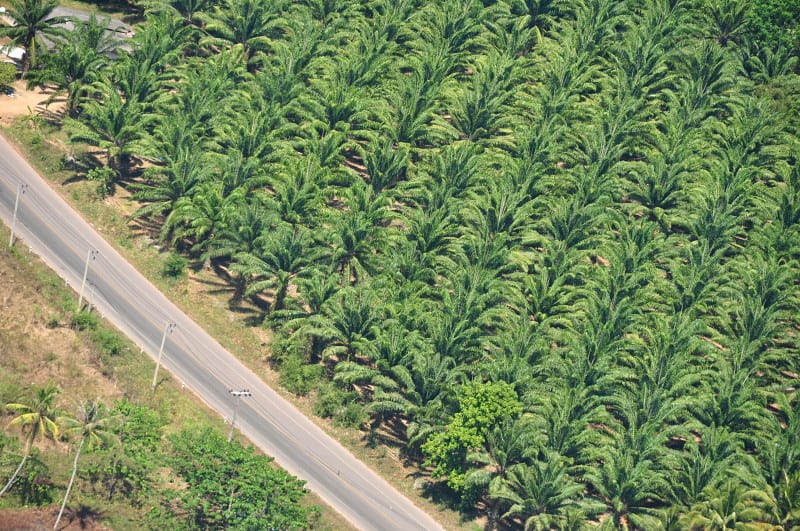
[{"xmin": 38, "ymin": 0, "xmax": 800, "ymax": 526}]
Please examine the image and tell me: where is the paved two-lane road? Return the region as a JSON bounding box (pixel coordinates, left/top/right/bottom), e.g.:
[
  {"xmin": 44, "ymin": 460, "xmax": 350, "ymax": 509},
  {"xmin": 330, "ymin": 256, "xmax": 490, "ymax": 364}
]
[{"xmin": 0, "ymin": 134, "xmax": 443, "ymax": 531}]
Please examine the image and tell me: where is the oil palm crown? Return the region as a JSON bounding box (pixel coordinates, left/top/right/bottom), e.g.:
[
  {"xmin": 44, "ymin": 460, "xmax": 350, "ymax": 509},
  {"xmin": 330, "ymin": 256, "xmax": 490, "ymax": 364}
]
[
  {"xmin": 162, "ymin": 181, "xmax": 245, "ymax": 249},
  {"xmin": 672, "ymin": 425, "xmax": 749, "ymax": 506},
  {"xmin": 503, "ymin": 0, "xmax": 571, "ymax": 32},
  {"xmin": 489, "ymin": 453, "xmax": 589, "ymax": 531},
  {"xmin": 138, "ymin": 0, "xmax": 214, "ymax": 28},
  {"xmin": 233, "ymin": 224, "xmax": 326, "ymax": 314},
  {"xmin": 64, "ymin": 88, "xmax": 147, "ymax": 182},
  {"xmin": 304, "ymin": 285, "xmax": 382, "ymax": 362},
  {"xmin": 446, "ymin": 51, "xmax": 523, "ymax": 143},
  {"xmin": 706, "ymin": 0, "xmax": 751, "ymax": 47},
  {"xmin": 361, "ymin": 136, "xmax": 410, "ymax": 195},
  {"xmin": 27, "ymin": 14, "xmax": 118, "ymax": 117},
  {"xmin": 410, "ymin": 0, "xmax": 488, "ymax": 69},
  {"xmin": 584, "ymin": 445, "xmax": 672, "ymax": 530},
  {"xmin": 679, "ymin": 481, "xmax": 778, "ymax": 530},
  {"xmin": 199, "ymin": 0, "xmax": 287, "ymax": 68},
  {"xmin": 124, "ymin": 12, "xmax": 193, "ymax": 85}
]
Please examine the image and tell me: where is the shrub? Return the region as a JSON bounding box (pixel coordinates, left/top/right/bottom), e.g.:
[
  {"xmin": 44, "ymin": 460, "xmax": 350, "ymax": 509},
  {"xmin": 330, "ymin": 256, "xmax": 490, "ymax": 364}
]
[
  {"xmin": 161, "ymin": 253, "xmax": 187, "ymax": 279},
  {"xmin": 279, "ymin": 354, "xmax": 323, "ymax": 396},
  {"xmin": 71, "ymin": 310, "xmax": 99, "ymax": 331},
  {"xmin": 313, "ymin": 382, "xmax": 347, "ymax": 418},
  {"xmin": 0, "ymin": 62, "xmax": 15, "ymax": 89},
  {"xmin": 91, "ymin": 328, "xmax": 125, "ymax": 356},
  {"xmin": 333, "ymin": 402, "xmax": 367, "ymax": 429},
  {"xmin": 86, "ymin": 166, "xmax": 118, "ymax": 198},
  {"xmin": 313, "ymin": 384, "xmax": 365, "ymax": 428}
]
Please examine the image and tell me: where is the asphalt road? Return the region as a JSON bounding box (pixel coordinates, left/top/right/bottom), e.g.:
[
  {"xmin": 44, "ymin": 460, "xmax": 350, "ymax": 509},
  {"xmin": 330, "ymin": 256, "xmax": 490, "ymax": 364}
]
[
  {"xmin": 0, "ymin": 135, "xmax": 444, "ymax": 531},
  {"xmin": 51, "ymin": 7, "xmax": 131, "ymax": 34}
]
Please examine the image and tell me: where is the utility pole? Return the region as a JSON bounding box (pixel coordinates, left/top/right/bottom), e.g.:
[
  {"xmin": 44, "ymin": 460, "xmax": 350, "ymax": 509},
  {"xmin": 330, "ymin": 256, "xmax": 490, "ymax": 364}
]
[
  {"xmin": 227, "ymin": 389, "xmax": 252, "ymax": 443},
  {"xmin": 151, "ymin": 321, "xmax": 176, "ymax": 390},
  {"xmin": 8, "ymin": 182, "xmax": 27, "ymax": 247},
  {"xmin": 77, "ymin": 249, "xmax": 97, "ymax": 310}
]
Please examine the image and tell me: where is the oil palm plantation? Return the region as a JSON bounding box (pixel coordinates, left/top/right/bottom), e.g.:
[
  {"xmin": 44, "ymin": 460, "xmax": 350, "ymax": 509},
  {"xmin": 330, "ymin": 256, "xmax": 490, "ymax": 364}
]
[{"xmin": 52, "ymin": 0, "xmax": 800, "ymax": 525}]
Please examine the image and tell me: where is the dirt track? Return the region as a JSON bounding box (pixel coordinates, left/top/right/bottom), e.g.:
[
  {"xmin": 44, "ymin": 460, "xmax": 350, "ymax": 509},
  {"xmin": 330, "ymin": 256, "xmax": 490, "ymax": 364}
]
[{"xmin": 0, "ymin": 80, "xmax": 62, "ymax": 127}]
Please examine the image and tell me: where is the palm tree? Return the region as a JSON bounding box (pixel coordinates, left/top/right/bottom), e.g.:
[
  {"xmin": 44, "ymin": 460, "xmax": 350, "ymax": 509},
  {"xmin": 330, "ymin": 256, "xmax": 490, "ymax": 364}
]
[
  {"xmin": 447, "ymin": 52, "xmax": 522, "ymax": 144},
  {"xmin": 140, "ymin": 0, "xmax": 213, "ymax": 28},
  {"xmin": 328, "ymin": 186, "xmax": 392, "ymax": 285},
  {"xmin": 0, "ymin": 382, "xmax": 62, "ymax": 497},
  {"xmin": 673, "ymin": 425, "xmax": 752, "ymax": 507},
  {"xmin": 298, "ymin": 0, "xmax": 359, "ymax": 28},
  {"xmin": 267, "ymin": 157, "xmax": 327, "ymax": 227},
  {"xmin": 0, "ymin": 0, "xmax": 67, "ymax": 75},
  {"xmin": 462, "ymin": 174, "xmax": 537, "ymax": 244},
  {"xmin": 361, "ymin": 137, "xmax": 410, "ymax": 195},
  {"xmin": 680, "ymin": 481, "xmax": 777, "ymax": 530},
  {"xmin": 26, "ymin": 15, "xmax": 118, "ymax": 117},
  {"xmin": 584, "ymin": 444, "xmax": 672, "ymax": 530},
  {"xmin": 202, "ymin": 201, "xmax": 276, "ymax": 300},
  {"xmin": 707, "ymin": 0, "xmax": 750, "ymax": 46},
  {"xmin": 269, "ymin": 269, "xmax": 341, "ymax": 361},
  {"xmin": 410, "ymin": 0, "xmax": 488, "ymax": 70},
  {"xmin": 301, "ymin": 286, "xmax": 381, "ymax": 362},
  {"xmin": 199, "ymin": 0, "xmax": 288, "ymax": 68},
  {"xmin": 53, "ymin": 400, "xmax": 120, "ymax": 530},
  {"xmin": 380, "ymin": 352, "xmax": 464, "ymax": 448},
  {"xmin": 121, "ymin": 13, "xmax": 193, "ymax": 95},
  {"xmin": 162, "ymin": 182, "xmax": 246, "ymax": 251},
  {"xmin": 489, "ymin": 454, "xmax": 591, "ymax": 531},
  {"xmin": 64, "ymin": 88, "xmax": 147, "ymax": 183},
  {"xmin": 465, "ymin": 417, "xmax": 537, "ymax": 525},
  {"xmin": 232, "ymin": 224, "xmax": 327, "ymax": 314},
  {"xmin": 380, "ymin": 68, "xmax": 443, "ymax": 147},
  {"xmin": 758, "ymin": 393, "xmax": 800, "ymax": 528},
  {"xmin": 130, "ymin": 145, "xmax": 212, "ymax": 222},
  {"xmin": 505, "ymin": 0, "xmax": 569, "ymax": 30}
]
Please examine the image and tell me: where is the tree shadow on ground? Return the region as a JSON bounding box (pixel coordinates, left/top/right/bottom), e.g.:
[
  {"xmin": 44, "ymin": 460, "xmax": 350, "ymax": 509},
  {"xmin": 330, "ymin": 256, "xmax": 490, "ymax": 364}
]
[{"xmin": 57, "ymin": 503, "xmax": 106, "ymax": 530}]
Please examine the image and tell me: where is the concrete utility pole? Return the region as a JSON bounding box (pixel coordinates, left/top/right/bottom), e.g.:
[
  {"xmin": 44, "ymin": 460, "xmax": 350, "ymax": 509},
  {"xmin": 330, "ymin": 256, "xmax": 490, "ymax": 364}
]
[
  {"xmin": 8, "ymin": 182, "xmax": 27, "ymax": 247},
  {"xmin": 151, "ymin": 321, "xmax": 176, "ymax": 390},
  {"xmin": 77, "ymin": 249, "xmax": 97, "ymax": 310},
  {"xmin": 227, "ymin": 389, "xmax": 252, "ymax": 443}
]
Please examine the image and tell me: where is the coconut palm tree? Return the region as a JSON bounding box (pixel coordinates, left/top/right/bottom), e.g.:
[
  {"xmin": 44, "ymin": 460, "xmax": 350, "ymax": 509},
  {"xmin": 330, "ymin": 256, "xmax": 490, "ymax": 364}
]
[
  {"xmin": 0, "ymin": 382, "xmax": 62, "ymax": 498},
  {"xmin": 53, "ymin": 400, "xmax": 120, "ymax": 530},
  {"xmin": 0, "ymin": 0, "xmax": 67, "ymax": 75}
]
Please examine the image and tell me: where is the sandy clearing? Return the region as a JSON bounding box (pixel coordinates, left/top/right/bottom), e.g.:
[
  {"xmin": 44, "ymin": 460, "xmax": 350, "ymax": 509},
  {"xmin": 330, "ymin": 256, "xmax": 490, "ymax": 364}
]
[{"xmin": 0, "ymin": 79, "xmax": 65, "ymax": 127}]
